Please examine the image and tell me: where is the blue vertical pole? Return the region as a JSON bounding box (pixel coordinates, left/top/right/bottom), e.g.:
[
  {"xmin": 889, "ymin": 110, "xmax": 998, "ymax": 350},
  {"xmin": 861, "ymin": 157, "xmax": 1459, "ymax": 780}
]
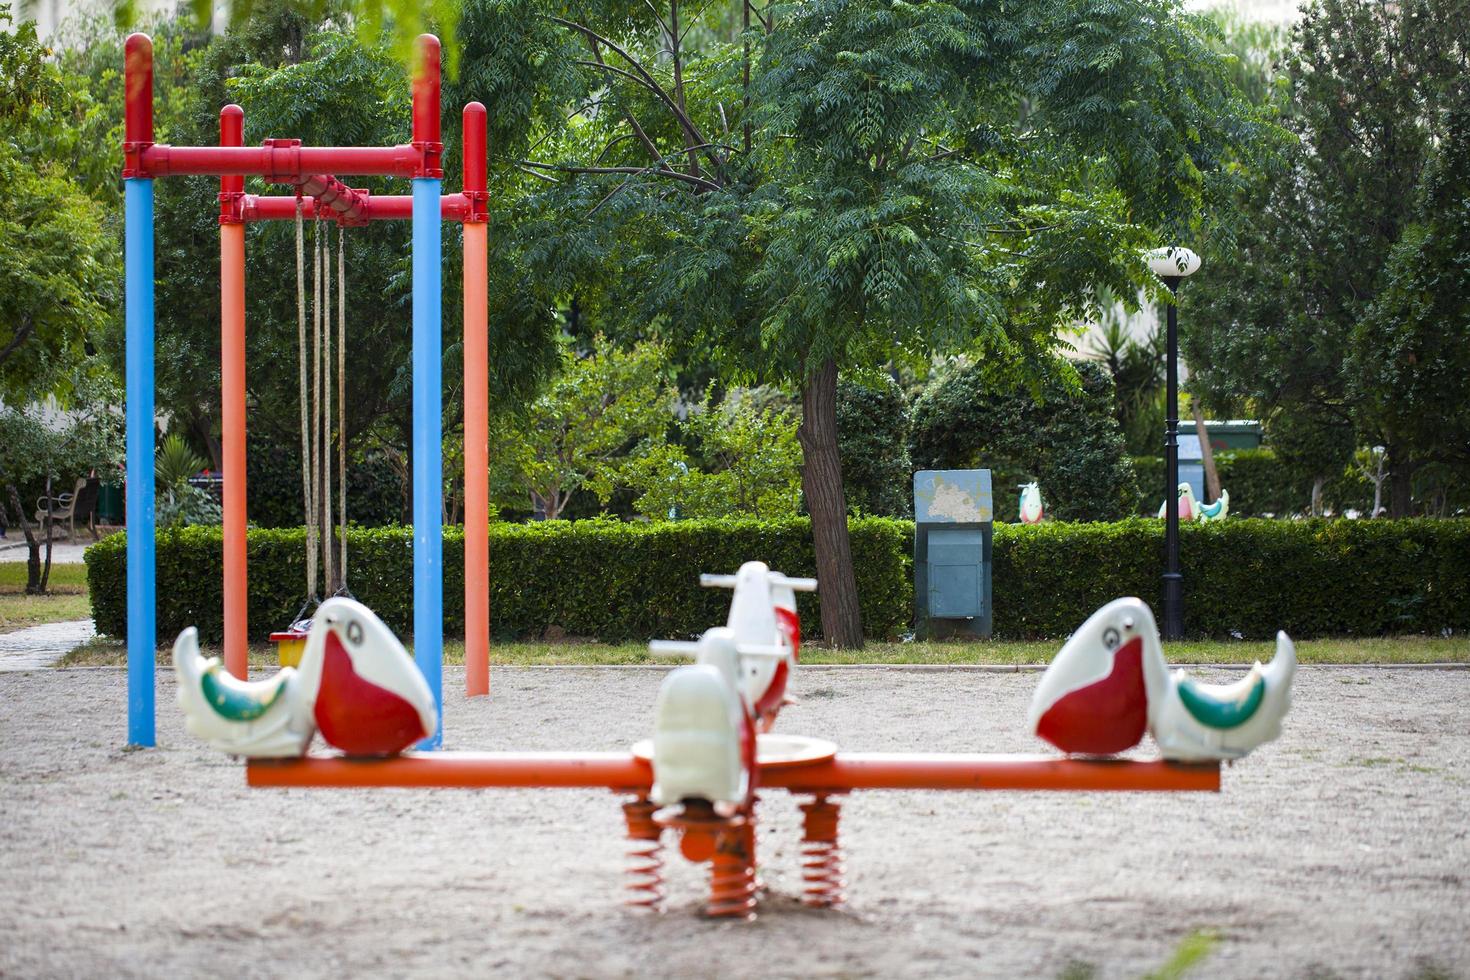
[
  {"xmin": 125, "ymin": 178, "xmax": 156, "ymax": 747},
  {"xmin": 412, "ymin": 176, "xmax": 444, "ymax": 748}
]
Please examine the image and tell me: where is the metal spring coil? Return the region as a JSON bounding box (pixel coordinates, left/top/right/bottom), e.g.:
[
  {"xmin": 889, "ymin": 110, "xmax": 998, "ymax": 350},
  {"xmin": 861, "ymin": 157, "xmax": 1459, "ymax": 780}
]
[
  {"xmin": 799, "ymin": 795, "xmax": 844, "ymax": 907},
  {"xmin": 622, "ymin": 797, "xmax": 665, "ymax": 910},
  {"xmin": 707, "ymin": 832, "xmax": 758, "ymax": 920}
]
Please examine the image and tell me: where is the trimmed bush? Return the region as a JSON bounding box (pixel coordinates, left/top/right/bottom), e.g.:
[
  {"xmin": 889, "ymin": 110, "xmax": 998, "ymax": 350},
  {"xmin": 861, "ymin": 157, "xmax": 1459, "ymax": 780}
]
[
  {"xmin": 86, "ymin": 518, "xmax": 913, "ymax": 645},
  {"xmin": 87, "ymin": 517, "xmax": 1470, "ymax": 644},
  {"xmin": 993, "ymin": 518, "xmax": 1470, "ymax": 639}
]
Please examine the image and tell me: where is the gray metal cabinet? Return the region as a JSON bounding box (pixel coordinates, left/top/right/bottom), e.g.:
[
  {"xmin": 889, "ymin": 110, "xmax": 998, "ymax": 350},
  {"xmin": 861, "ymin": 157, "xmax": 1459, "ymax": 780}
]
[{"xmin": 913, "ymin": 470, "xmax": 993, "ymax": 638}]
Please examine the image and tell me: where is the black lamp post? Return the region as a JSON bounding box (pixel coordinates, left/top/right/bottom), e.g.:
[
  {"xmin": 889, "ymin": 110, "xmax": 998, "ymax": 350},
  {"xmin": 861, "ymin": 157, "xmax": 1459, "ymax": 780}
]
[{"xmin": 1147, "ymin": 247, "xmax": 1200, "ymax": 642}]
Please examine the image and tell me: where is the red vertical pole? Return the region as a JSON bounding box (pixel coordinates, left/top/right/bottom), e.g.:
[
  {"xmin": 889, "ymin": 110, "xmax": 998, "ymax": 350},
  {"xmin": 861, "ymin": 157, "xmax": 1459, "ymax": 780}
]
[
  {"xmin": 462, "ymin": 102, "xmax": 490, "ymax": 697},
  {"xmin": 412, "ymin": 35, "xmax": 444, "ymax": 178},
  {"xmin": 220, "ymin": 105, "xmax": 249, "ymax": 679},
  {"xmin": 123, "ymin": 33, "xmax": 153, "ymax": 177}
]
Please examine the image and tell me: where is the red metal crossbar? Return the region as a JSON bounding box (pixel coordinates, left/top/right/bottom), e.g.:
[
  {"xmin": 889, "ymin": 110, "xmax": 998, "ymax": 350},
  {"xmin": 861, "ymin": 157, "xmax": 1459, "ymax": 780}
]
[
  {"xmin": 237, "ymin": 191, "xmax": 475, "ymax": 224},
  {"xmin": 247, "ymin": 752, "xmax": 1220, "ymax": 793}
]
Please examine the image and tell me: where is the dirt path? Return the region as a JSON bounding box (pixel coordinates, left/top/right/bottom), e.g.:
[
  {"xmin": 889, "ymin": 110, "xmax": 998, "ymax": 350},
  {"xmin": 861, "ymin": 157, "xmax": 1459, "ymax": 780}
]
[{"xmin": 1, "ymin": 665, "xmax": 1466, "ymax": 979}]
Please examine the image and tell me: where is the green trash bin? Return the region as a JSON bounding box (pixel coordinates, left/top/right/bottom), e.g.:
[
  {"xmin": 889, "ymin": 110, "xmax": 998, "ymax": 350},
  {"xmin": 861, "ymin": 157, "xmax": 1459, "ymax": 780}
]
[{"xmin": 97, "ymin": 482, "xmax": 125, "ymax": 525}]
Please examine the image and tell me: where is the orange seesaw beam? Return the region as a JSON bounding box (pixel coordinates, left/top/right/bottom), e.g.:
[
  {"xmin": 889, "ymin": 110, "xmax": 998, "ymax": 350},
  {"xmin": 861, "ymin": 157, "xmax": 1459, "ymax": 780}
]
[{"xmin": 247, "ymin": 752, "xmax": 1219, "ymax": 793}]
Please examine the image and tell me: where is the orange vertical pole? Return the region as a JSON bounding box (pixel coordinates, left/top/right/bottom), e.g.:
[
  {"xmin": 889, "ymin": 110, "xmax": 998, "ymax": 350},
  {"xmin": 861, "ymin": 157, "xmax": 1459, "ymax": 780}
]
[
  {"xmin": 462, "ymin": 102, "xmax": 490, "ymax": 697},
  {"xmin": 220, "ymin": 105, "xmax": 248, "ymax": 679}
]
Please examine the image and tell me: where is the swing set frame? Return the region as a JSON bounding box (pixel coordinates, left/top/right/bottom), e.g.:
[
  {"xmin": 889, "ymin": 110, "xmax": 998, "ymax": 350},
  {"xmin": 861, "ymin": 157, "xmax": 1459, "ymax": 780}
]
[{"xmin": 122, "ymin": 32, "xmax": 490, "ymax": 747}]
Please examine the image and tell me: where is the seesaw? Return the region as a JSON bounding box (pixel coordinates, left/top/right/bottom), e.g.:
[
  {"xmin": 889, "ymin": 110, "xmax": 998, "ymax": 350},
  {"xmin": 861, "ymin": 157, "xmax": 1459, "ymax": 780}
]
[
  {"xmin": 246, "ymin": 749, "xmax": 1218, "ymax": 915},
  {"xmin": 174, "ymin": 564, "xmax": 1293, "ymax": 919}
]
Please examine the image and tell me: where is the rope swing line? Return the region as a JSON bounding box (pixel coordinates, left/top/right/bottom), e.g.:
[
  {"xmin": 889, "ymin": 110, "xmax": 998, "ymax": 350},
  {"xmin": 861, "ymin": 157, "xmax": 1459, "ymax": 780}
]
[
  {"xmin": 312, "ymin": 211, "xmax": 324, "ymax": 598},
  {"xmin": 291, "ymin": 198, "xmax": 355, "ymax": 627},
  {"xmin": 294, "ymin": 195, "xmax": 318, "ymax": 621},
  {"xmin": 320, "ymin": 212, "xmax": 333, "ymax": 593},
  {"xmin": 337, "ymin": 223, "xmax": 349, "ymax": 593}
]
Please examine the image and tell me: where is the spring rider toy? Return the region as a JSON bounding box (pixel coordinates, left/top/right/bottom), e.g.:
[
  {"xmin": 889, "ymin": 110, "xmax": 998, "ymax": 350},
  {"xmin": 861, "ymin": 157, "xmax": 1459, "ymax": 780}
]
[
  {"xmin": 1028, "ymin": 597, "xmax": 1295, "ymax": 761},
  {"xmin": 1018, "ymin": 481, "xmax": 1046, "ymax": 524},
  {"xmin": 1158, "ymin": 482, "xmax": 1230, "ymax": 522},
  {"xmin": 174, "ymin": 596, "xmax": 437, "ymax": 758}
]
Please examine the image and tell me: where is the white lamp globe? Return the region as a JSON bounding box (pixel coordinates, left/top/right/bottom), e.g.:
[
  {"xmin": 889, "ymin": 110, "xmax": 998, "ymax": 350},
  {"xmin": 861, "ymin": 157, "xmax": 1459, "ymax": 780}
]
[{"xmin": 1146, "ymin": 246, "xmax": 1201, "ymax": 279}]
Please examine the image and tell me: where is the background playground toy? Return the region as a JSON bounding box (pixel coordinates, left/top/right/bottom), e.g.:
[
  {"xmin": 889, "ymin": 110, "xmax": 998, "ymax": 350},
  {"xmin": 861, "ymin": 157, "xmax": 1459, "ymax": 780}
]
[
  {"xmin": 121, "ymin": 32, "xmax": 490, "ymax": 749},
  {"xmin": 1158, "ymin": 482, "xmax": 1230, "ymax": 521},
  {"xmin": 1018, "ymin": 481, "xmax": 1046, "ymax": 524},
  {"xmin": 1028, "ymin": 597, "xmax": 1295, "ymax": 761},
  {"xmin": 174, "ymin": 597, "xmax": 436, "ymax": 759}
]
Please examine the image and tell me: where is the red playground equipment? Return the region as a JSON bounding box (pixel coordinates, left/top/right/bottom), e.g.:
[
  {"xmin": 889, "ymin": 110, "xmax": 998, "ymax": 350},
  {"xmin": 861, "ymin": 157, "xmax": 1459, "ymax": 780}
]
[
  {"xmin": 248, "ymin": 749, "xmax": 1218, "ymax": 915},
  {"xmin": 220, "ymin": 570, "xmax": 1268, "ymax": 920},
  {"xmin": 123, "ymin": 32, "xmax": 489, "ymax": 749}
]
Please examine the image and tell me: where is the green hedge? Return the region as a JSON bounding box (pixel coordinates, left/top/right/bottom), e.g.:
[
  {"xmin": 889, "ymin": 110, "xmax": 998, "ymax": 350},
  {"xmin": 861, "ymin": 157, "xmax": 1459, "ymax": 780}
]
[
  {"xmin": 993, "ymin": 518, "xmax": 1470, "ymax": 639},
  {"xmin": 85, "ymin": 518, "xmax": 913, "ymax": 645},
  {"xmin": 87, "ymin": 517, "xmax": 1470, "ymax": 644}
]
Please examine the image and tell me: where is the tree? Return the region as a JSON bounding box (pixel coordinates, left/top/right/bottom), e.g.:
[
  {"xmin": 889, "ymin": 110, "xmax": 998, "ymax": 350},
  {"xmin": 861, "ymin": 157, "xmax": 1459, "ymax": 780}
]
[
  {"xmin": 910, "ymin": 359, "xmax": 1139, "ymax": 521},
  {"xmin": 0, "ymin": 5, "xmax": 118, "ymax": 402},
  {"xmin": 617, "ymin": 389, "xmax": 803, "ymax": 520},
  {"xmin": 1345, "ymin": 92, "xmax": 1470, "ymax": 513},
  {"xmin": 488, "ymin": 336, "xmax": 675, "ymax": 519},
  {"xmin": 457, "ymin": 0, "xmax": 1271, "ymax": 645},
  {"xmin": 1183, "ymin": 0, "xmax": 1469, "ymax": 515},
  {"xmin": 0, "ymin": 377, "xmax": 124, "ymax": 594}
]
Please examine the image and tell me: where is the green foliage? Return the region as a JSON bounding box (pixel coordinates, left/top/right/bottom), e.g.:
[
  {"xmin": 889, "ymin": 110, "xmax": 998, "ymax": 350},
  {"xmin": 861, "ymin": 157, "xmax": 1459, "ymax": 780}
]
[
  {"xmin": 245, "ymin": 431, "xmax": 406, "ymax": 527},
  {"xmin": 156, "ymin": 484, "xmax": 224, "ymax": 528},
  {"xmin": 0, "ymin": 389, "xmax": 124, "ymax": 498},
  {"xmin": 0, "ymin": 4, "xmax": 119, "ymax": 403},
  {"xmin": 53, "ymin": 8, "xmax": 559, "ymax": 484},
  {"xmin": 836, "ymin": 375, "xmax": 912, "ymax": 518},
  {"xmin": 0, "ymin": 392, "xmax": 123, "ymax": 592},
  {"xmin": 489, "ymin": 336, "xmax": 676, "ymax": 519},
  {"xmin": 619, "ymin": 390, "xmax": 803, "ymax": 520},
  {"xmin": 1345, "ymin": 94, "xmax": 1470, "ymax": 503},
  {"xmin": 1087, "ymin": 315, "xmax": 1166, "ymax": 457},
  {"xmin": 152, "ymin": 434, "xmax": 220, "ymax": 527},
  {"xmin": 910, "ymin": 359, "xmax": 1139, "ymax": 521},
  {"xmin": 993, "ymin": 518, "xmax": 1470, "ymax": 640},
  {"xmin": 154, "ymin": 433, "xmax": 207, "ymax": 489},
  {"xmin": 107, "ymin": 0, "xmax": 461, "ymax": 78},
  {"xmin": 85, "ymin": 517, "xmax": 913, "ymax": 643},
  {"xmin": 1182, "ymin": 0, "xmax": 1470, "ymax": 515},
  {"xmin": 447, "ymin": 0, "xmax": 1275, "ymax": 644}
]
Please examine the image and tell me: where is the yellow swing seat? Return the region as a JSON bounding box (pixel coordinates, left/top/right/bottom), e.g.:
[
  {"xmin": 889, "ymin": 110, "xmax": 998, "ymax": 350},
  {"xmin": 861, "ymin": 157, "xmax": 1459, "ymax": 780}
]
[{"xmin": 269, "ymin": 627, "xmax": 310, "ymax": 668}]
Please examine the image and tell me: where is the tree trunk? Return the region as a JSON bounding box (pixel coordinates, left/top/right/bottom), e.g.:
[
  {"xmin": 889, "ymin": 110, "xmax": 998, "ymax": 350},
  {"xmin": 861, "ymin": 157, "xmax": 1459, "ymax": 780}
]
[
  {"xmin": 40, "ymin": 474, "xmax": 54, "ymax": 593},
  {"xmin": 6, "ymin": 485, "xmax": 42, "ymax": 594},
  {"xmin": 1191, "ymin": 402, "xmax": 1221, "ymax": 503},
  {"xmin": 798, "ymin": 357, "xmax": 863, "ymax": 649},
  {"xmin": 192, "ymin": 412, "xmax": 223, "ymax": 475},
  {"xmin": 1388, "ymin": 446, "xmax": 1415, "ymax": 517},
  {"xmin": 1310, "ymin": 476, "xmax": 1324, "ymax": 517}
]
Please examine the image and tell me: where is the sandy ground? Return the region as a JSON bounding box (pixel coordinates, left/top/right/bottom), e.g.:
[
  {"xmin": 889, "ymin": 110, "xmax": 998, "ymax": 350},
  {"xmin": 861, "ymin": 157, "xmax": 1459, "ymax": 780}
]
[{"xmin": 1, "ymin": 664, "xmax": 1466, "ymax": 979}]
